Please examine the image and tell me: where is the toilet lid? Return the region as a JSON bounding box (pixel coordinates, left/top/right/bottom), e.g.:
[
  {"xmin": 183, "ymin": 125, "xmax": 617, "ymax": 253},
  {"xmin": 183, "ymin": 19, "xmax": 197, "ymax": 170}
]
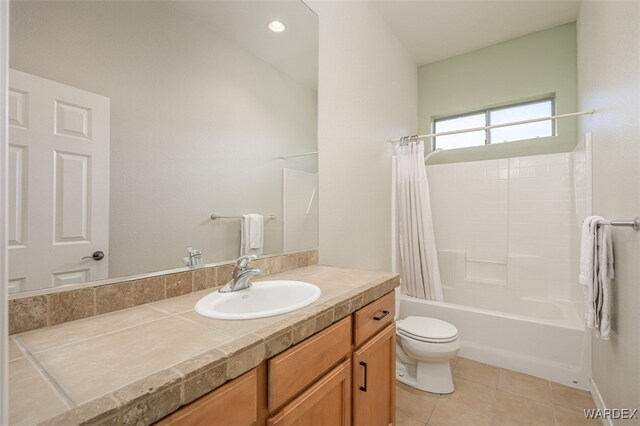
[{"xmin": 397, "ymin": 316, "xmax": 458, "ymax": 343}]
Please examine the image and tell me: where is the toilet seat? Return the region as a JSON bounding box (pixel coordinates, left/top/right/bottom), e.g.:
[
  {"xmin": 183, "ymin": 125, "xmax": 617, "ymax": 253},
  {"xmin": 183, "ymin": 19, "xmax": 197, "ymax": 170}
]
[{"xmin": 397, "ymin": 316, "xmax": 458, "ymax": 343}]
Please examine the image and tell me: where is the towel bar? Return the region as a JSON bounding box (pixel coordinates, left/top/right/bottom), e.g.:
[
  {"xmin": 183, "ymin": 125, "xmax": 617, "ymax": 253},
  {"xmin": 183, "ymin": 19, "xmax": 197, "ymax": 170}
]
[
  {"xmin": 601, "ymin": 217, "xmax": 639, "ymax": 231},
  {"xmin": 210, "ymin": 214, "xmax": 276, "ymax": 221}
]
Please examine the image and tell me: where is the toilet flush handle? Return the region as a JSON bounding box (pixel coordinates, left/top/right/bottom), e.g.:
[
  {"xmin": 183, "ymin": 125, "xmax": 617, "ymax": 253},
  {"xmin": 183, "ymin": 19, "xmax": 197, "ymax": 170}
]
[{"xmin": 373, "ymin": 310, "xmax": 390, "ymax": 321}]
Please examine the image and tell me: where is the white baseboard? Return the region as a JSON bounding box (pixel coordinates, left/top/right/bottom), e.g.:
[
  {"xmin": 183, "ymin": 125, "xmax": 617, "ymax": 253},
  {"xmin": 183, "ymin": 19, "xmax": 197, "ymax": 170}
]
[{"xmin": 590, "ymin": 379, "xmax": 613, "ymax": 426}]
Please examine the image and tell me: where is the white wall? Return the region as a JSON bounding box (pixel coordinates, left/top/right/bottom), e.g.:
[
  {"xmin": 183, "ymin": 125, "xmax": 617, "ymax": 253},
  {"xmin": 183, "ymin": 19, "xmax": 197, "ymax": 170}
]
[
  {"xmin": 308, "ymin": 1, "xmax": 417, "ymax": 271},
  {"xmin": 578, "ymin": 0, "xmax": 640, "ymax": 415},
  {"xmin": 9, "ymin": 1, "xmax": 317, "ymax": 278}
]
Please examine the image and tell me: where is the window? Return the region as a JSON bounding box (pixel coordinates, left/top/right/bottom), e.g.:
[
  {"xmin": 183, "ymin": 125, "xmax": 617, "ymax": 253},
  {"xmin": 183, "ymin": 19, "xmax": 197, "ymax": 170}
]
[{"xmin": 433, "ymin": 98, "xmax": 554, "ymax": 150}]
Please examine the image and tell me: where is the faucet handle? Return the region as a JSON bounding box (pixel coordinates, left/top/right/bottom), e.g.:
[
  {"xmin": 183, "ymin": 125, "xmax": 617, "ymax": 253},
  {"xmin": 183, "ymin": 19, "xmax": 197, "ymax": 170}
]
[
  {"xmin": 237, "ymin": 254, "xmax": 257, "ymax": 268},
  {"xmin": 238, "ymin": 267, "xmax": 261, "ymax": 277}
]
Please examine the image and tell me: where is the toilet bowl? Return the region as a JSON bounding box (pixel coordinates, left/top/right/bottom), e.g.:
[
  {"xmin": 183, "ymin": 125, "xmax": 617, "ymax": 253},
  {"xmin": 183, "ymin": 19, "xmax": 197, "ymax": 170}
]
[{"xmin": 396, "ymin": 316, "xmax": 460, "ymax": 394}]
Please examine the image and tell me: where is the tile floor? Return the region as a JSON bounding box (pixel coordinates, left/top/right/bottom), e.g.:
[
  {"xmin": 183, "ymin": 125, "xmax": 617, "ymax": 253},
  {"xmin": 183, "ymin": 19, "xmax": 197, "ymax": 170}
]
[{"xmin": 396, "ymin": 357, "xmax": 599, "ymax": 426}]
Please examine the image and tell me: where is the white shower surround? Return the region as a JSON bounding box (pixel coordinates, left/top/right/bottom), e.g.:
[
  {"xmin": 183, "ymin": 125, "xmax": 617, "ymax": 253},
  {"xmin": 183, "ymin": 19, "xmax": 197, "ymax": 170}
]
[
  {"xmin": 428, "ymin": 152, "xmax": 580, "ymax": 303},
  {"xmin": 395, "ymin": 143, "xmax": 592, "ymax": 389}
]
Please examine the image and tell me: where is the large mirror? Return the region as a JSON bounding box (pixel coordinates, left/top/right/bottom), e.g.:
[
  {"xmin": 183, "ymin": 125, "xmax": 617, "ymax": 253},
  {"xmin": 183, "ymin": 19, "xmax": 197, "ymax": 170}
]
[{"xmin": 8, "ymin": 0, "xmax": 318, "ymax": 293}]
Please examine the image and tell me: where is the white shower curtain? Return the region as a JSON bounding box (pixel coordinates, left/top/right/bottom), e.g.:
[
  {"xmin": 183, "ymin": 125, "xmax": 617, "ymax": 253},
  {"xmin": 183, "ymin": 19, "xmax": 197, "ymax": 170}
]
[{"xmin": 395, "ymin": 140, "xmax": 443, "ymax": 301}]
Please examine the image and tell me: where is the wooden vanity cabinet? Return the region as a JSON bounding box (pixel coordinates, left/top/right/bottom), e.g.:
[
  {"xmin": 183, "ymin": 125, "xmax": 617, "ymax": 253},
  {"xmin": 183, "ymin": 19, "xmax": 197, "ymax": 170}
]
[{"xmin": 157, "ymin": 291, "xmax": 396, "ymax": 426}]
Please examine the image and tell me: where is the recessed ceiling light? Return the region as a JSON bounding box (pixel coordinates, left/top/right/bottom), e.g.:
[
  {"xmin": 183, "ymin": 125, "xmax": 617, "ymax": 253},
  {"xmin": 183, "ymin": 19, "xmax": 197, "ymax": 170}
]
[{"xmin": 268, "ymin": 20, "xmax": 286, "ymax": 33}]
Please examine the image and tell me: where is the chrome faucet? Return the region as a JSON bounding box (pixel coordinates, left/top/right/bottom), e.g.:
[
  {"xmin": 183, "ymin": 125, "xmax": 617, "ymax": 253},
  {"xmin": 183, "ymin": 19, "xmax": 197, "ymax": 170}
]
[
  {"xmin": 219, "ymin": 254, "xmax": 261, "ymax": 293},
  {"xmin": 183, "ymin": 247, "xmax": 203, "ymax": 268}
]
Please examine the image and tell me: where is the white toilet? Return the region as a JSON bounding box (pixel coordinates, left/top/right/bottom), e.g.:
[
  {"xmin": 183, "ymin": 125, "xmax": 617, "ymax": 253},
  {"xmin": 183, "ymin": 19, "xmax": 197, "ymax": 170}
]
[{"xmin": 396, "ymin": 316, "xmax": 460, "ymax": 394}]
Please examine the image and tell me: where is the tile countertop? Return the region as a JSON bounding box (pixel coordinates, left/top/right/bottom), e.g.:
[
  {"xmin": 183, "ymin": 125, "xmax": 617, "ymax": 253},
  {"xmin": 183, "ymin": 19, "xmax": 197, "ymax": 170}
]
[{"xmin": 9, "ymin": 265, "xmax": 399, "ymax": 426}]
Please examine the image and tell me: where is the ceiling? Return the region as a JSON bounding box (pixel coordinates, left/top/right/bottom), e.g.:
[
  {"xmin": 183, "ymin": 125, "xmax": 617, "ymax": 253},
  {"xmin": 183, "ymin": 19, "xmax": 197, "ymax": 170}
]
[
  {"xmin": 166, "ymin": 1, "xmax": 318, "ymax": 88},
  {"xmin": 371, "ymin": 0, "xmax": 580, "ymax": 66}
]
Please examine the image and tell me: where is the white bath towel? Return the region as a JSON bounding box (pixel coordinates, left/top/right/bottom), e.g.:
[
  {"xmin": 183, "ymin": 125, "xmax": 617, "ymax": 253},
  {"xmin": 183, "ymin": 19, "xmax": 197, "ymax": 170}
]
[
  {"xmin": 596, "ymin": 223, "xmax": 614, "ymax": 339},
  {"xmin": 579, "ymin": 215, "xmax": 614, "ymax": 339},
  {"xmin": 579, "ymin": 216, "xmax": 600, "ymax": 328},
  {"xmin": 579, "ymin": 216, "xmax": 598, "ymax": 288},
  {"xmin": 241, "ymin": 214, "xmax": 264, "ymax": 256}
]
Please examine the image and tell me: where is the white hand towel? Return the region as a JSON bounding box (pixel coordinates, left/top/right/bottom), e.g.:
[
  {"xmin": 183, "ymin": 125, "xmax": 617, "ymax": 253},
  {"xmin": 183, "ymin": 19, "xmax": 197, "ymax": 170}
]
[
  {"xmin": 241, "ymin": 214, "xmax": 264, "ymax": 256},
  {"xmin": 579, "ymin": 215, "xmax": 615, "ymax": 339},
  {"xmin": 579, "ymin": 216, "xmax": 600, "ymax": 328}
]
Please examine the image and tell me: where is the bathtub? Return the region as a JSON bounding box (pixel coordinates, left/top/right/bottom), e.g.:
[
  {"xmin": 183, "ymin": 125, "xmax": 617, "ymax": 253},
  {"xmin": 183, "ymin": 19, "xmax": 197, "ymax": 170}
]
[{"xmin": 398, "ymin": 289, "xmax": 591, "ymax": 389}]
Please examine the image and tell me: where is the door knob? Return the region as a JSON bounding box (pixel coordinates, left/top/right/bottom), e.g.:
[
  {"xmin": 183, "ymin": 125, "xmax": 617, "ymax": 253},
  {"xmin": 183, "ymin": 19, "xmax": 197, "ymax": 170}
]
[{"xmin": 82, "ymin": 251, "xmax": 104, "ymax": 261}]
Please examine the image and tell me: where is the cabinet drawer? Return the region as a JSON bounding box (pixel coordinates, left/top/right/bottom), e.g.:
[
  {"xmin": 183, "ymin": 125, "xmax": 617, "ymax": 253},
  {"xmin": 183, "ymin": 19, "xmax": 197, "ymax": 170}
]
[
  {"xmin": 268, "ymin": 316, "xmax": 352, "ymax": 412},
  {"xmin": 267, "ymin": 360, "xmax": 351, "ymax": 426},
  {"xmin": 353, "ymin": 291, "xmax": 395, "ymax": 348}
]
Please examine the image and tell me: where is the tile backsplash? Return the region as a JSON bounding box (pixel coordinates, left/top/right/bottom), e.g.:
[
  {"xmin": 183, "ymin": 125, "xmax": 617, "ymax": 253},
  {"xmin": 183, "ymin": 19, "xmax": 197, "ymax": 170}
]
[{"xmin": 9, "ymin": 249, "xmax": 318, "ymax": 334}]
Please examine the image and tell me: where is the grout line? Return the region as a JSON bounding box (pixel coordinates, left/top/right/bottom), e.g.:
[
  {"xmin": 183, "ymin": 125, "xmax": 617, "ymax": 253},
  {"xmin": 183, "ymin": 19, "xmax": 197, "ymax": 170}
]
[
  {"xmin": 23, "ymin": 315, "xmax": 169, "ymax": 355},
  {"xmin": 8, "ymin": 336, "xmax": 25, "ymax": 360},
  {"xmin": 171, "ymin": 366, "xmax": 187, "ymax": 406},
  {"xmin": 426, "ymin": 395, "xmax": 438, "ymax": 426},
  {"xmin": 27, "ymin": 356, "xmax": 76, "ymax": 410},
  {"xmin": 170, "ymin": 314, "xmax": 237, "ymax": 340},
  {"xmin": 144, "ymin": 303, "xmax": 237, "ymax": 339},
  {"xmin": 488, "ymin": 368, "xmax": 499, "ymax": 426},
  {"xmin": 13, "ymin": 338, "xmax": 76, "ymax": 409},
  {"xmin": 145, "ymin": 304, "xmax": 181, "ymax": 316},
  {"xmin": 165, "ymin": 347, "xmax": 228, "ymax": 373},
  {"xmin": 549, "ymin": 381, "xmax": 558, "ymax": 426},
  {"xmin": 145, "ymin": 298, "xmax": 301, "ymax": 343},
  {"xmin": 162, "ymin": 275, "xmax": 167, "ymax": 300},
  {"xmin": 12, "ymin": 336, "xmax": 31, "ymax": 357}
]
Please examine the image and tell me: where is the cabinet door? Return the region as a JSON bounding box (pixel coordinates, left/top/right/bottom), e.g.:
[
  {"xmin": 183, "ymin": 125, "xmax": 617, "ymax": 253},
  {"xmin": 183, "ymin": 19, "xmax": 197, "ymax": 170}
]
[
  {"xmin": 267, "ymin": 360, "xmax": 351, "ymax": 426},
  {"xmin": 157, "ymin": 363, "xmax": 266, "ymax": 426},
  {"xmin": 352, "ymin": 323, "xmax": 396, "ymax": 426}
]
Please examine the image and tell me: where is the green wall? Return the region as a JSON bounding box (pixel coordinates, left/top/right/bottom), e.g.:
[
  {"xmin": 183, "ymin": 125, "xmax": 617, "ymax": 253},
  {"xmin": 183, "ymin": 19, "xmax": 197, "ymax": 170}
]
[{"xmin": 418, "ymin": 23, "xmax": 577, "ymax": 164}]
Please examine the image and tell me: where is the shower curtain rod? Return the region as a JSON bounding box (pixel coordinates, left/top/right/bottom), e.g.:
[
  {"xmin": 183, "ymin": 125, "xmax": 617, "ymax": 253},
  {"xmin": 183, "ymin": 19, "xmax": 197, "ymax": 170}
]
[
  {"xmin": 278, "ymin": 151, "xmax": 318, "ymax": 159},
  {"xmin": 389, "ymin": 110, "xmax": 595, "ymax": 143}
]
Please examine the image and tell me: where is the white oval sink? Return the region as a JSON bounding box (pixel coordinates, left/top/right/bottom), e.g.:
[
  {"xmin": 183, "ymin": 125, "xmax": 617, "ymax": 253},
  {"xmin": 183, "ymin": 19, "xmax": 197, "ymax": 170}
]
[{"xmin": 195, "ymin": 280, "xmax": 321, "ymax": 320}]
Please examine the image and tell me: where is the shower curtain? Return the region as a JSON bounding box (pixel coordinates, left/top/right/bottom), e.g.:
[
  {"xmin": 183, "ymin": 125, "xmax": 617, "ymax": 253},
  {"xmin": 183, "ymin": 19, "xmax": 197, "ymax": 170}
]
[{"xmin": 395, "ymin": 140, "xmax": 443, "ymax": 301}]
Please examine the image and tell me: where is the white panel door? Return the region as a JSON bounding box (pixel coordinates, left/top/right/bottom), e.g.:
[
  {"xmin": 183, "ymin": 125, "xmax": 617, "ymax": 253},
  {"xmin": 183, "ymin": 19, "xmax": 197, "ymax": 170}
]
[
  {"xmin": 283, "ymin": 168, "xmax": 318, "ymax": 252},
  {"xmin": 8, "ymin": 69, "xmax": 110, "ymax": 293}
]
